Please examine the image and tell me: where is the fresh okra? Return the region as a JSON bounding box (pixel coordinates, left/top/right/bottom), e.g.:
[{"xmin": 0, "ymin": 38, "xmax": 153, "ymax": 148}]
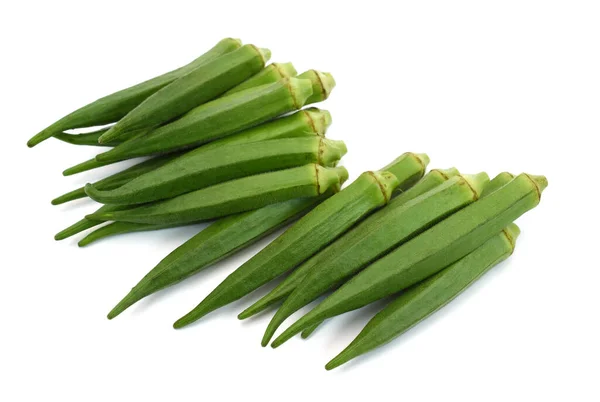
[
  {"xmin": 223, "ymin": 63, "xmax": 297, "ymax": 96},
  {"xmin": 54, "ymin": 204, "xmax": 131, "ymax": 241},
  {"xmin": 52, "ymin": 154, "xmax": 181, "ymax": 205},
  {"xmin": 61, "ymin": 106, "xmax": 331, "ymax": 176},
  {"xmin": 173, "ymin": 158, "xmax": 407, "ymax": 329},
  {"xmin": 94, "ymin": 77, "xmax": 316, "ymax": 163},
  {"xmin": 54, "ymin": 128, "xmax": 116, "ymax": 147},
  {"xmin": 326, "ymin": 223, "xmax": 521, "ymax": 370},
  {"xmin": 271, "ymin": 173, "xmax": 547, "ymax": 347},
  {"xmin": 86, "ymin": 164, "xmax": 348, "ymax": 225},
  {"xmin": 258, "ymin": 172, "xmax": 488, "ymax": 346},
  {"xmin": 99, "ymin": 45, "xmax": 271, "ymax": 144},
  {"xmin": 85, "ymin": 137, "xmax": 347, "ymax": 205},
  {"xmin": 106, "ymin": 189, "xmax": 343, "ymax": 319},
  {"xmin": 239, "ymin": 156, "xmax": 439, "ymax": 321},
  {"xmin": 27, "ymin": 38, "xmax": 241, "ymax": 147}
]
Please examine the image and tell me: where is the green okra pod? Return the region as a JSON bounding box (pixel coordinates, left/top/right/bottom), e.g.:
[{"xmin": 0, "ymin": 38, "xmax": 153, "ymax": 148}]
[
  {"xmin": 52, "ymin": 154, "xmax": 181, "ymax": 205},
  {"xmin": 27, "ymin": 38, "xmax": 241, "ymax": 147},
  {"xmin": 54, "ymin": 204, "xmax": 130, "ymax": 241},
  {"xmin": 260, "ymin": 172, "xmax": 488, "ymax": 346},
  {"xmin": 106, "ymin": 189, "xmax": 343, "ymax": 319},
  {"xmin": 85, "ymin": 137, "xmax": 347, "ymax": 205},
  {"xmin": 296, "ymin": 70, "xmax": 336, "ymax": 104},
  {"xmin": 325, "ymin": 223, "xmax": 521, "ymax": 370},
  {"xmin": 223, "ymin": 62, "xmax": 297, "ymax": 96},
  {"xmin": 54, "ymin": 128, "xmax": 117, "ymax": 147},
  {"xmin": 272, "ymin": 173, "xmax": 547, "ymax": 347},
  {"xmin": 239, "ymin": 157, "xmax": 439, "ymax": 321},
  {"xmin": 77, "ymin": 222, "xmax": 183, "ymax": 247},
  {"xmin": 86, "ymin": 164, "xmax": 348, "ymax": 226},
  {"xmin": 481, "ymin": 172, "xmax": 515, "ymax": 197},
  {"xmin": 173, "ymin": 162, "xmax": 402, "ymax": 329},
  {"xmin": 61, "ymin": 107, "xmax": 331, "ymax": 176},
  {"xmin": 99, "ymin": 45, "xmax": 271, "ymax": 144},
  {"xmin": 95, "ymin": 77, "xmax": 315, "ymax": 163}
]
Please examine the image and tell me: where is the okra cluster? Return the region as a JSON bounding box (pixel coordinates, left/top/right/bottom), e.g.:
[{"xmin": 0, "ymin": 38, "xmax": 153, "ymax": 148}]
[{"xmin": 28, "ymin": 38, "xmax": 547, "ymax": 370}]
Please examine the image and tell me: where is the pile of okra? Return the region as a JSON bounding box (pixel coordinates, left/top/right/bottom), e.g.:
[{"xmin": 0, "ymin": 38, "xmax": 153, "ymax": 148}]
[{"xmin": 28, "ymin": 38, "xmax": 547, "ymax": 370}]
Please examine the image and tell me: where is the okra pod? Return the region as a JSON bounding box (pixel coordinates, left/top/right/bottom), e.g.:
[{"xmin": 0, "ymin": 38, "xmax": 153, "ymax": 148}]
[
  {"xmin": 95, "ymin": 77, "xmax": 315, "ymax": 163},
  {"xmin": 272, "ymin": 173, "xmax": 547, "ymax": 347},
  {"xmin": 54, "ymin": 204, "xmax": 130, "ymax": 241},
  {"xmin": 85, "ymin": 137, "xmax": 347, "ymax": 205},
  {"xmin": 27, "ymin": 38, "xmax": 241, "ymax": 147},
  {"xmin": 296, "ymin": 70, "xmax": 336, "ymax": 104},
  {"xmin": 260, "ymin": 172, "xmax": 488, "ymax": 346},
  {"xmin": 174, "ymin": 161, "xmax": 403, "ymax": 329},
  {"xmin": 62, "ymin": 107, "xmax": 331, "ymax": 176},
  {"xmin": 99, "ymin": 45, "xmax": 271, "ymax": 143},
  {"xmin": 481, "ymin": 172, "xmax": 515, "ymax": 197},
  {"xmin": 54, "ymin": 128, "xmax": 116, "ymax": 147},
  {"xmin": 325, "ymin": 223, "xmax": 521, "ymax": 370},
  {"xmin": 86, "ymin": 165, "xmax": 347, "ymax": 225},
  {"xmin": 78, "ymin": 222, "xmax": 182, "ymax": 247},
  {"xmin": 223, "ymin": 62, "xmax": 297, "ymax": 96},
  {"xmin": 106, "ymin": 189, "xmax": 343, "ymax": 319},
  {"xmin": 239, "ymin": 158, "xmax": 441, "ymax": 321},
  {"xmin": 52, "ymin": 154, "xmax": 181, "ymax": 205}
]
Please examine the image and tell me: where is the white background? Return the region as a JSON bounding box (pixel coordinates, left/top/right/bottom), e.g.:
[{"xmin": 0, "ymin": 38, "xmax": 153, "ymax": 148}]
[{"xmin": 1, "ymin": 1, "xmax": 599, "ymax": 401}]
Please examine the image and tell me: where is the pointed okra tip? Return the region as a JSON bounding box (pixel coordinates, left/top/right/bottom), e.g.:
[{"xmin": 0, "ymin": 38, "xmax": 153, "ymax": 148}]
[
  {"xmin": 303, "ymin": 107, "xmax": 332, "ymax": 136},
  {"xmin": 297, "ymin": 70, "xmax": 336, "ymax": 104},
  {"xmin": 462, "ymin": 172, "xmax": 490, "ymax": 199}
]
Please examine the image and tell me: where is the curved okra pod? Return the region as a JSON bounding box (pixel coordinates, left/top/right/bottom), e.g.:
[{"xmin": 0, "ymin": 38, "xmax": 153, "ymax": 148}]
[
  {"xmin": 52, "ymin": 154, "xmax": 181, "ymax": 205},
  {"xmin": 27, "ymin": 38, "xmax": 241, "ymax": 147},
  {"xmin": 173, "ymin": 164, "xmax": 400, "ymax": 329},
  {"xmin": 86, "ymin": 164, "xmax": 348, "ymax": 225},
  {"xmin": 61, "ymin": 107, "xmax": 331, "ymax": 176},
  {"xmin": 99, "ymin": 45, "xmax": 271, "ymax": 144},
  {"xmin": 238, "ymin": 157, "xmax": 438, "ymax": 321},
  {"xmin": 326, "ymin": 223, "xmax": 521, "ymax": 370},
  {"xmin": 272, "ymin": 173, "xmax": 547, "ymax": 347},
  {"xmin": 54, "ymin": 204, "xmax": 130, "ymax": 241},
  {"xmin": 78, "ymin": 222, "xmax": 184, "ymax": 247},
  {"xmin": 106, "ymin": 189, "xmax": 343, "ymax": 319},
  {"xmin": 260, "ymin": 172, "xmax": 488, "ymax": 346},
  {"xmin": 95, "ymin": 77, "xmax": 315, "ymax": 164},
  {"xmin": 223, "ymin": 62, "xmax": 297, "ymax": 96},
  {"xmin": 54, "ymin": 128, "xmax": 116, "ymax": 147},
  {"xmin": 85, "ymin": 137, "xmax": 347, "ymax": 205}
]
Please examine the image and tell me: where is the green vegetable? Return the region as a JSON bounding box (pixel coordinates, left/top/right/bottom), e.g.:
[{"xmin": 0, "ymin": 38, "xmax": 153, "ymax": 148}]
[
  {"xmin": 54, "ymin": 204, "xmax": 130, "ymax": 241},
  {"xmin": 260, "ymin": 172, "xmax": 488, "ymax": 345},
  {"xmin": 52, "ymin": 154, "xmax": 180, "ymax": 205},
  {"xmin": 223, "ymin": 62, "xmax": 297, "ymax": 96},
  {"xmin": 296, "ymin": 70, "xmax": 336, "ymax": 104},
  {"xmin": 481, "ymin": 172, "xmax": 515, "ymax": 197},
  {"xmin": 78, "ymin": 221, "xmax": 183, "ymax": 247},
  {"xmin": 99, "ymin": 45, "xmax": 271, "ymax": 144},
  {"xmin": 86, "ymin": 164, "xmax": 348, "ymax": 225},
  {"xmin": 54, "ymin": 128, "xmax": 116, "ymax": 147},
  {"xmin": 300, "ymin": 323, "xmax": 320, "ymax": 339},
  {"xmin": 61, "ymin": 106, "xmax": 331, "ymax": 176},
  {"xmin": 239, "ymin": 160, "xmax": 444, "ymax": 321},
  {"xmin": 27, "ymin": 38, "xmax": 241, "ymax": 147},
  {"xmin": 326, "ymin": 223, "xmax": 520, "ymax": 370},
  {"xmin": 106, "ymin": 189, "xmax": 343, "ymax": 319},
  {"xmin": 271, "ymin": 173, "xmax": 547, "ymax": 347},
  {"xmin": 85, "ymin": 137, "xmax": 346, "ymax": 205},
  {"xmin": 94, "ymin": 77, "xmax": 315, "ymax": 164},
  {"xmin": 173, "ymin": 160, "xmax": 406, "ymax": 329}
]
